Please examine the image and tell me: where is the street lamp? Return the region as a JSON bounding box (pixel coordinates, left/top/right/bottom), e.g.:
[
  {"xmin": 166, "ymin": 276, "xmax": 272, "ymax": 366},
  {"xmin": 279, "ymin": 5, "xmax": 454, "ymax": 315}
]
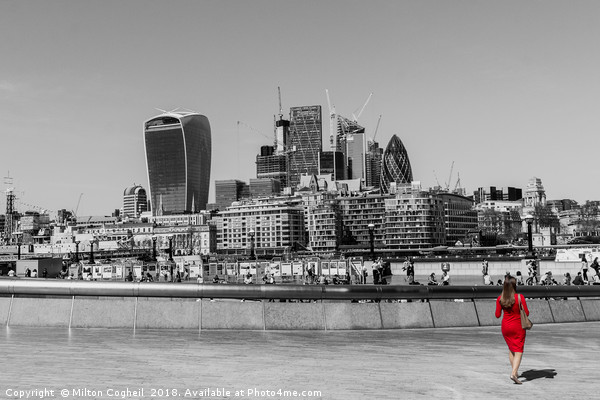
[
  {"xmin": 74, "ymin": 240, "xmax": 80, "ymax": 263},
  {"xmin": 249, "ymin": 229, "xmax": 255, "ymax": 260},
  {"xmin": 524, "ymin": 214, "xmax": 535, "ymax": 258},
  {"xmin": 368, "ymin": 223, "xmax": 375, "ymax": 261},
  {"xmin": 167, "ymin": 234, "xmax": 174, "ymax": 282},
  {"xmin": 17, "ymin": 241, "xmax": 22, "ymax": 260},
  {"xmin": 88, "ymin": 236, "xmax": 95, "ymax": 264},
  {"xmin": 152, "ymin": 235, "xmax": 157, "ymax": 261},
  {"xmin": 167, "ymin": 235, "xmax": 174, "ymax": 261}
]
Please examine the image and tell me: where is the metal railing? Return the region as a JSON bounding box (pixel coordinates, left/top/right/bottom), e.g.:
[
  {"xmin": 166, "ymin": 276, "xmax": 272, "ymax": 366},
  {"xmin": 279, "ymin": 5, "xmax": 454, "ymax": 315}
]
[{"xmin": 1, "ymin": 279, "xmax": 599, "ymax": 301}]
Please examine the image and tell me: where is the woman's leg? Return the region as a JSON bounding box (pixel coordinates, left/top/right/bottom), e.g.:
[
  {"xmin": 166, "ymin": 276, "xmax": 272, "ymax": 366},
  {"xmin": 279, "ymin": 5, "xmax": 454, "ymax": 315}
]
[
  {"xmin": 511, "ymin": 352, "xmax": 523, "ymax": 379},
  {"xmin": 508, "ymin": 350, "xmax": 514, "ymax": 367}
]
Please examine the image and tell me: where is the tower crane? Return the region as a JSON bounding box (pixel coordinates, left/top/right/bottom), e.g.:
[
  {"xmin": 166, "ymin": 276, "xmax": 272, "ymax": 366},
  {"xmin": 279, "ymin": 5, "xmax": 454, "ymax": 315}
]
[
  {"xmin": 352, "ymin": 92, "xmax": 373, "ymax": 122},
  {"xmin": 325, "ymin": 89, "xmax": 337, "ymax": 151},
  {"xmin": 277, "ymin": 86, "xmax": 284, "ymax": 120},
  {"xmin": 72, "ymin": 193, "xmax": 83, "ymax": 219},
  {"xmin": 444, "ymin": 161, "xmax": 454, "ymax": 191},
  {"xmin": 371, "ymin": 114, "xmax": 382, "ymax": 142}
]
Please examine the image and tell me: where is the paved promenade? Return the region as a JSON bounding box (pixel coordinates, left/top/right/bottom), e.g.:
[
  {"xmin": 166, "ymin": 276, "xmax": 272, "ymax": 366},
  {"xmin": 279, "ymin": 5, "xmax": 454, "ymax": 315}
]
[{"xmin": 2, "ymin": 322, "xmax": 599, "ymax": 400}]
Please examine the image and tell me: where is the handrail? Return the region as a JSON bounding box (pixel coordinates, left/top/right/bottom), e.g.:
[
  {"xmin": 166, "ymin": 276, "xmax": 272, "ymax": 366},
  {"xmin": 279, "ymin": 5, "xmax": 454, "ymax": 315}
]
[{"xmin": 1, "ymin": 279, "xmax": 599, "ymax": 300}]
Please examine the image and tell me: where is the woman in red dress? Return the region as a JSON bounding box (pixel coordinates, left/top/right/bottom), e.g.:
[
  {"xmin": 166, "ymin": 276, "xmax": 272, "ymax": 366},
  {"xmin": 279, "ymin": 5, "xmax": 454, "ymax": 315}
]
[{"xmin": 495, "ymin": 276, "xmax": 529, "ymax": 384}]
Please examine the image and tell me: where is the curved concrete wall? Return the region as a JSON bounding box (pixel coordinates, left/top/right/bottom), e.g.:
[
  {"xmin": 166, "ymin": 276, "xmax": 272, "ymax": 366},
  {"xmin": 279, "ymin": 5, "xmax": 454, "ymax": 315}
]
[{"xmin": 2, "ymin": 296, "xmax": 599, "ymax": 330}]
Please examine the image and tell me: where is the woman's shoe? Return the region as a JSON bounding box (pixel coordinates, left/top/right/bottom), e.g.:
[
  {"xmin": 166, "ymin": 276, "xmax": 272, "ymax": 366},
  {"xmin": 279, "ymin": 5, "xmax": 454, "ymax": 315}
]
[{"xmin": 510, "ymin": 375, "xmax": 522, "ymax": 384}]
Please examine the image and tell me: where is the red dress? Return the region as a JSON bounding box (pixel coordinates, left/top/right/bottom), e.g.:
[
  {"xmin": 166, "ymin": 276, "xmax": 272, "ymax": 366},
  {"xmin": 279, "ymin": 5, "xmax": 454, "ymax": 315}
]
[{"xmin": 495, "ymin": 293, "xmax": 529, "ymax": 352}]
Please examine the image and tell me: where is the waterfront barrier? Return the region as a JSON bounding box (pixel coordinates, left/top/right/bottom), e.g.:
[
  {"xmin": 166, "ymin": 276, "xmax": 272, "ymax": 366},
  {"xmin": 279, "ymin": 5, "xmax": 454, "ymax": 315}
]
[{"xmin": 1, "ymin": 279, "xmax": 599, "ymax": 330}]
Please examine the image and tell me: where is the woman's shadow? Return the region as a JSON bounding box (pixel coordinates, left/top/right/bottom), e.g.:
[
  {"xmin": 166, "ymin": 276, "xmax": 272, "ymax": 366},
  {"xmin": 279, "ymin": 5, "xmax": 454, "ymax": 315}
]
[{"xmin": 520, "ymin": 369, "xmax": 557, "ymax": 381}]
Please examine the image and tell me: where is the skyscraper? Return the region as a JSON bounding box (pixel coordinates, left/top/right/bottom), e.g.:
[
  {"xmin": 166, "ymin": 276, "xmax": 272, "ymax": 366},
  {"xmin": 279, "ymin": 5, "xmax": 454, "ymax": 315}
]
[
  {"xmin": 365, "ymin": 140, "xmax": 383, "ymax": 188},
  {"xmin": 144, "ymin": 111, "xmax": 211, "ymax": 215},
  {"xmin": 336, "ymin": 115, "xmax": 365, "ymax": 180},
  {"xmin": 380, "ymin": 134, "xmax": 413, "ymax": 193},
  {"xmin": 122, "ymin": 185, "xmax": 148, "ymax": 218},
  {"xmin": 287, "ymin": 106, "xmax": 322, "ymax": 188}
]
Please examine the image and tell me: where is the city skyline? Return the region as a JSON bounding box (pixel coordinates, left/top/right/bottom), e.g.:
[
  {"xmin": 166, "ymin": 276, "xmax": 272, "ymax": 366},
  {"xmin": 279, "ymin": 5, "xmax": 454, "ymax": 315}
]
[{"xmin": 1, "ymin": 1, "xmax": 600, "ymax": 216}]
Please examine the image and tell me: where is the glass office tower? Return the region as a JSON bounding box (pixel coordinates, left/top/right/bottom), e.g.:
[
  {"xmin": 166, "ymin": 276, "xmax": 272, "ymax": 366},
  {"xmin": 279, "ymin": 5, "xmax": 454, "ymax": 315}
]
[
  {"xmin": 380, "ymin": 134, "xmax": 413, "ymax": 193},
  {"xmin": 144, "ymin": 112, "xmax": 211, "ymax": 215}
]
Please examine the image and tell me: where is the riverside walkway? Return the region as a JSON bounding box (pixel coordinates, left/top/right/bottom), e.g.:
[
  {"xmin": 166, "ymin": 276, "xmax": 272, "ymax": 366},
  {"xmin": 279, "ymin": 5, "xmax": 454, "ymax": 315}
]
[{"xmin": 2, "ymin": 322, "xmax": 599, "ymax": 400}]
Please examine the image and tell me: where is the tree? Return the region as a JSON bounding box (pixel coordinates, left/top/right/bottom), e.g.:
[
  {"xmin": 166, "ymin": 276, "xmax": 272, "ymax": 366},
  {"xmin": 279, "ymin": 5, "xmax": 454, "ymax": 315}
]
[
  {"xmin": 533, "ymin": 203, "xmax": 560, "ymax": 231},
  {"xmin": 576, "ymin": 201, "xmax": 600, "ymax": 233}
]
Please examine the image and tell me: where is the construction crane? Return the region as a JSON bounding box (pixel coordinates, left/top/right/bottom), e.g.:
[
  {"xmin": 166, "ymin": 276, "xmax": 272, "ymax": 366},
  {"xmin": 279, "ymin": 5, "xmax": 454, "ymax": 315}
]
[
  {"xmin": 72, "ymin": 193, "xmax": 83, "ymax": 219},
  {"xmin": 325, "ymin": 89, "xmax": 337, "ymax": 151},
  {"xmin": 238, "ymin": 120, "xmax": 287, "ymax": 151},
  {"xmin": 371, "ymin": 114, "xmax": 382, "ymax": 142},
  {"xmin": 433, "ymin": 170, "xmax": 442, "ymax": 189},
  {"xmin": 444, "ymin": 161, "xmax": 455, "ymax": 191},
  {"xmin": 352, "ymin": 92, "xmax": 373, "ymax": 122},
  {"xmin": 453, "ymin": 172, "xmax": 463, "ymax": 193},
  {"xmin": 277, "ymin": 86, "xmax": 284, "ymax": 120}
]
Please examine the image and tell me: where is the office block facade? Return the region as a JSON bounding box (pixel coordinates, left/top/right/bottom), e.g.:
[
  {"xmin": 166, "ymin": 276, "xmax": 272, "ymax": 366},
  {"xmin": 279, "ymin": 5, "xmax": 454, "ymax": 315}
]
[
  {"xmin": 144, "ymin": 112, "xmax": 211, "ymax": 215},
  {"xmin": 380, "ymin": 135, "xmax": 413, "ymax": 194},
  {"xmin": 287, "ymin": 106, "xmax": 322, "ymax": 188},
  {"xmin": 214, "ymin": 180, "xmax": 250, "ymax": 211},
  {"xmin": 122, "ymin": 185, "xmax": 148, "ymax": 218}
]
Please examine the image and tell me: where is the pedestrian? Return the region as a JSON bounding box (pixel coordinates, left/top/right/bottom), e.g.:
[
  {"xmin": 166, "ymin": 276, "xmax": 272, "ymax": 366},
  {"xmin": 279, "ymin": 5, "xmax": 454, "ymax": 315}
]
[
  {"xmin": 573, "ymin": 272, "xmax": 584, "ymax": 285},
  {"xmin": 42, "ymin": 268, "xmax": 48, "ymax": 278},
  {"xmin": 563, "ymin": 272, "xmax": 571, "ymax": 286},
  {"xmin": 361, "ymin": 265, "xmax": 368, "ymax": 285},
  {"xmin": 581, "ymin": 256, "xmax": 589, "ymax": 283},
  {"xmin": 495, "ymin": 275, "xmax": 530, "ymax": 384},
  {"xmin": 439, "ymin": 270, "xmax": 450, "ymax": 286},
  {"xmin": 25, "ymin": 268, "xmax": 31, "ymax": 277},
  {"xmin": 481, "ymin": 259, "xmax": 489, "ymax": 283},
  {"xmin": 427, "ymin": 273, "xmax": 437, "ymax": 286},
  {"xmin": 402, "ymin": 258, "xmax": 414, "ymax": 284},
  {"xmin": 591, "ymin": 257, "xmax": 600, "ymax": 278},
  {"xmin": 483, "ymin": 273, "xmax": 492, "ymax": 285},
  {"xmin": 515, "ymin": 271, "xmax": 524, "ymax": 286}
]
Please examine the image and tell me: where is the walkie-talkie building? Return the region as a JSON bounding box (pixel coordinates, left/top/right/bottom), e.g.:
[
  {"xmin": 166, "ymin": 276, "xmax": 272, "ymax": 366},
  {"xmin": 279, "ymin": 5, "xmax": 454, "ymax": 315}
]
[
  {"xmin": 144, "ymin": 111, "xmax": 211, "ymax": 215},
  {"xmin": 380, "ymin": 134, "xmax": 413, "ymax": 193}
]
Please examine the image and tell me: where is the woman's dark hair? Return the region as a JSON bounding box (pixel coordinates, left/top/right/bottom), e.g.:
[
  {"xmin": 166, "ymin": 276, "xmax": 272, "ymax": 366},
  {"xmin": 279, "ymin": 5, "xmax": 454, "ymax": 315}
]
[{"xmin": 500, "ymin": 276, "xmax": 517, "ymax": 309}]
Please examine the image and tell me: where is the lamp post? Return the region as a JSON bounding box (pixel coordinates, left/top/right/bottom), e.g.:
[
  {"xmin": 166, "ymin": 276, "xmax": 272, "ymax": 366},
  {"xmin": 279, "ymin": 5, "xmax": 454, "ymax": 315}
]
[
  {"xmin": 152, "ymin": 235, "xmax": 157, "ymax": 261},
  {"xmin": 524, "ymin": 214, "xmax": 535, "ymax": 258},
  {"xmin": 88, "ymin": 236, "xmax": 95, "ymax": 264},
  {"xmin": 249, "ymin": 229, "xmax": 255, "ymax": 260},
  {"xmin": 167, "ymin": 235, "xmax": 174, "ymax": 282},
  {"xmin": 368, "ymin": 223, "xmax": 375, "ymax": 261},
  {"xmin": 17, "ymin": 241, "xmax": 22, "ymax": 260},
  {"xmin": 74, "ymin": 240, "xmax": 80, "ymax": 263},
  {"xmin": 167, "ymin": 235, "xmax": 174, "ymax": 262}
]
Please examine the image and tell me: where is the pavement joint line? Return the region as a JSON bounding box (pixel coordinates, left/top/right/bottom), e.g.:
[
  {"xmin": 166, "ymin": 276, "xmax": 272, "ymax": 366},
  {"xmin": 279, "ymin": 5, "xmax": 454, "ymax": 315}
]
[
  {"xmin": 68, "ymin": 295, "xmax": 74, "ymax": 328},
  {"xmin": 7, "ymin": 294, "xmax": 13, "ymax": 327}
]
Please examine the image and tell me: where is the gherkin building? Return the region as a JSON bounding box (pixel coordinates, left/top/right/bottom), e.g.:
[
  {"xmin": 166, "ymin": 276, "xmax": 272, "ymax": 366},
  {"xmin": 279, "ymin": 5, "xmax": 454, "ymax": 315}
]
[{"xmin": 380, "ymin": 134, "xmax": 413, "ymax": 193}]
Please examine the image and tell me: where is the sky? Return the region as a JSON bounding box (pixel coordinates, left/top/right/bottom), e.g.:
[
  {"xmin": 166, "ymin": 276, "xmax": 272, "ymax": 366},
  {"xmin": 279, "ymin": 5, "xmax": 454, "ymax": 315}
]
[{"xmin": 1, "ymin": 0, "xmax": 599, "ymax": 217}]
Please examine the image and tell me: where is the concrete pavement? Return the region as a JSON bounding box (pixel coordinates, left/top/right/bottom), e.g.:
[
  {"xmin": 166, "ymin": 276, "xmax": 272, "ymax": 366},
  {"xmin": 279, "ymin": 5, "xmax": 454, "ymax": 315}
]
[{"xmin": 2, "ymin": 322, "xmax": 599, "ymax": 399}]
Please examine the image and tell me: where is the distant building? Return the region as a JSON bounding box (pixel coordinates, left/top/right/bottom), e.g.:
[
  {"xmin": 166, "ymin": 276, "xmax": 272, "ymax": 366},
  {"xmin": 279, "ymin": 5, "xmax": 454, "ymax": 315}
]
[
  {"xmin": 213, "ymin": 199, "xmax": 305, "ymax": 256},
  {"xmin": 365, "ymin": 140, "xmax": 383, "ymax": 189},
  {"xmin": 287, "ymin": 106, "xmax": 322, "ymax": 188},
  {"xmin": 335, "ymin": 115, "xmax": 366, "ymax": 180},
  {"xmin": 214, "ymin": 180, "xmax": 249, "ymax": 211},
  {"xmin": 144, "ymin": 111, "xmax": 211, "ymax": 215},
  {"xmin": 256, "ymin": 145, "xmax": 288, "ymax": 187},
  {"xmin": 319, "ymin": 151, "xmax": 345, "ymax": 180},
  {"xmin": 380, "ymin": 135, "xmax": 413, "ymax": 194},
  {"xmin": 249, "ymin": 178, "xmax": 281, "ymax": 198},
  {"xmin": 439, "ymin": 193, "xmax": 478, "ymax": 246},
  {"xmin": 122, "ymin": 185, "xmax": 148, "ymax": 218},
  {"xmin": 474, "ymin": 186, "xmax": 522, "ymax": 203},
  {"xmin": 476, "ymin": 200, "xmax": 523, "ymax": 239},
  {"xmin": 339, "ymin": 194, "xmax": 389, "ymax": 246},
  {"xmin": 547, "ymin": 199, "xmax": 578, "ymax": 212},
  {"xmin": 523, "ymin": 177, "xmax": 546, "ymax": 208}
]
